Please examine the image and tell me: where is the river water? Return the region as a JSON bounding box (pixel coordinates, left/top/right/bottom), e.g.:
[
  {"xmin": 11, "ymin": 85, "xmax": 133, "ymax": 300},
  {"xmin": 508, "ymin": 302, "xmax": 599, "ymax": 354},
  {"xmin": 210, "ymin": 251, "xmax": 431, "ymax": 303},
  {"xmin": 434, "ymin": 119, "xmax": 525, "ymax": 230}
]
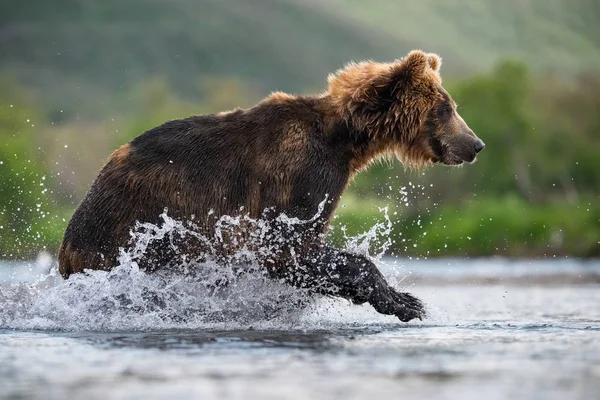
[{"xmin": 0, "ymin": 257, "xmax": 599, "ymax": 400}]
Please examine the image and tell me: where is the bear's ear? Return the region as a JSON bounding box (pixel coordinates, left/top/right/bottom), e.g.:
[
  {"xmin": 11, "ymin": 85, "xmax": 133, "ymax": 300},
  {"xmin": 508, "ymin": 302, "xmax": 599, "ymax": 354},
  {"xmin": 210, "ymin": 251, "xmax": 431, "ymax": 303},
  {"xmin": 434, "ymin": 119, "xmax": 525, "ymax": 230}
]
[
  {"xmin": 402, "ymin": 50, "xmax": 429, "ymax": 80},
  {"xmin": 427, "ymin": 53, "xmax": 441, "ymax": 72}
]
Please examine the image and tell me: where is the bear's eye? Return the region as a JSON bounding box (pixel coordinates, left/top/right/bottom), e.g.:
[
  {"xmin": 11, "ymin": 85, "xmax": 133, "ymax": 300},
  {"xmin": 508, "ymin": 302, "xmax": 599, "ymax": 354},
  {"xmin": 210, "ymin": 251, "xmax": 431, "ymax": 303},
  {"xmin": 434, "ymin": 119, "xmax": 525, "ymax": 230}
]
[{"xmin": 437, "ymin": 103, "xmax": 453, "ymax": 122}]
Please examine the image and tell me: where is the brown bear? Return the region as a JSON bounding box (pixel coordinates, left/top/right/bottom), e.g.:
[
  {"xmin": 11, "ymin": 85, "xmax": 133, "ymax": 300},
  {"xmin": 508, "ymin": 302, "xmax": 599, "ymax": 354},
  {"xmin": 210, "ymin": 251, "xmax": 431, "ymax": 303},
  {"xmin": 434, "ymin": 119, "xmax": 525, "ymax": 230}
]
[{"xmin": 58, "ymin": 50, "xmax": 484, "ymax": 322}]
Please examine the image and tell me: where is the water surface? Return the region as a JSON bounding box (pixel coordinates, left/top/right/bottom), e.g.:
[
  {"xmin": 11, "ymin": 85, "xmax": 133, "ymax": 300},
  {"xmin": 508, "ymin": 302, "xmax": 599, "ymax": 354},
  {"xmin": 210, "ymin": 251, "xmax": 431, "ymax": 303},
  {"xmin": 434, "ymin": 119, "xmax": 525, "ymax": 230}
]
[{"xmin": 1, "ymin": 257, "xmax": 599, "ymax": 400}]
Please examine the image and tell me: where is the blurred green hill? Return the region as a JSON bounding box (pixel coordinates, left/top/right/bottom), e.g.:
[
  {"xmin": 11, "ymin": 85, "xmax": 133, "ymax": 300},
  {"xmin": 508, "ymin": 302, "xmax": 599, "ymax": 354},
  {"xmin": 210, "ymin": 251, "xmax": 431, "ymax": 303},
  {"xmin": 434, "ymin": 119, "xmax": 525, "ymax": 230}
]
[{"xmin": 1, "ymin": 0, "xmax": 599, "ymax": 118}]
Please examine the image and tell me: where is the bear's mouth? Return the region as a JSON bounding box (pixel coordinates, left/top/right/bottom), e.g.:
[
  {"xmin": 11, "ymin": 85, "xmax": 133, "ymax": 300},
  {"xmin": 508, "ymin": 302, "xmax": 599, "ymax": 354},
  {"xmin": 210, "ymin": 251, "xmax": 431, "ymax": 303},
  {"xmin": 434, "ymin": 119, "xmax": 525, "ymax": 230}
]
[
  {"xmin": 440, "ymin": 147, "xmax": 478, "ymax": 166},
  {"xmin": 428, "ymin": 135, "xmax": 445, "ymax": 162},
  {"xmin": 428, "ymin": 132, "xmax": 478, "ymax": 166}
]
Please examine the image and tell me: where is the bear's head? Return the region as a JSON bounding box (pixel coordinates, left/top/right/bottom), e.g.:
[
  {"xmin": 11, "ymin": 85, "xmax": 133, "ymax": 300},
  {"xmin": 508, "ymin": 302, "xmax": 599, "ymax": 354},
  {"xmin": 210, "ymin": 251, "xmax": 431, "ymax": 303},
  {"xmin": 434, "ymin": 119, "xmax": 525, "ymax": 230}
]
[{"xmin": 327, "ymin": 50, "xmax": 485, "ymax": 170}]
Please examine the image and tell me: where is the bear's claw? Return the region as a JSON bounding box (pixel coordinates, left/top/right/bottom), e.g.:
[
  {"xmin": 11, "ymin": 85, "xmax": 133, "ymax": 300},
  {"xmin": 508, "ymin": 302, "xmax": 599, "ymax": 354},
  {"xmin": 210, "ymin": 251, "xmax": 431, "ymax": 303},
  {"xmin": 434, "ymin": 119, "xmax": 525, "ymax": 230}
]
[{"xmin": 368, "ymin": 284, "xmax": 426, "ymax": 322}]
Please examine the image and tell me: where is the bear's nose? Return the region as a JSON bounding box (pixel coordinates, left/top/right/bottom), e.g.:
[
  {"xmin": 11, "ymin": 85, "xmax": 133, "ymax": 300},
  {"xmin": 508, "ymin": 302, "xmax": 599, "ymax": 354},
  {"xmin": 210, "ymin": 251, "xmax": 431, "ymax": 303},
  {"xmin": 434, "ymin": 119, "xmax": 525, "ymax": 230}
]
[{"xmin": 474, "ymin": 140, "xmax": 485, "ymax": 154}]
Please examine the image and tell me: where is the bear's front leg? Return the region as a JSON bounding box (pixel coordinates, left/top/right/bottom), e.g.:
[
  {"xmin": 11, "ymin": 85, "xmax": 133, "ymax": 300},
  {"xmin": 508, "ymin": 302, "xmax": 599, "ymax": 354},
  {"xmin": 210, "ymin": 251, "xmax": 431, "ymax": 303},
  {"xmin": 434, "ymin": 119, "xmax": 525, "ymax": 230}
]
[{"xmin": 273, "ymin": 245, "xmax": 425, "ymax": 322}]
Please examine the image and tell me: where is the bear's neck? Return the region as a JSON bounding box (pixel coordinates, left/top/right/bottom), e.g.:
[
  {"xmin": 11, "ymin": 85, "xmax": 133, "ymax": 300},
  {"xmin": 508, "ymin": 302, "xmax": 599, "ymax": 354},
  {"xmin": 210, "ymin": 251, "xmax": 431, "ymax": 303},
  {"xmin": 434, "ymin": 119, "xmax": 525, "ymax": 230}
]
[{"xmin": 318, "ymin": 96, "xmax": 400, "ymax": 176}]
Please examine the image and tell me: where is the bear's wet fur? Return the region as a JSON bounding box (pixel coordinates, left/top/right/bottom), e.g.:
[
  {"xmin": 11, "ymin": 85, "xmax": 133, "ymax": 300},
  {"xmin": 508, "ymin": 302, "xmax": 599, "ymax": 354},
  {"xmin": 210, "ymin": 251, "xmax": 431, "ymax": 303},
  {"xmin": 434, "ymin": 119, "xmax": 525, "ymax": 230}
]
[{"xmin": 59, "ymin": 50, "xmax": 484, "ymax": 322}]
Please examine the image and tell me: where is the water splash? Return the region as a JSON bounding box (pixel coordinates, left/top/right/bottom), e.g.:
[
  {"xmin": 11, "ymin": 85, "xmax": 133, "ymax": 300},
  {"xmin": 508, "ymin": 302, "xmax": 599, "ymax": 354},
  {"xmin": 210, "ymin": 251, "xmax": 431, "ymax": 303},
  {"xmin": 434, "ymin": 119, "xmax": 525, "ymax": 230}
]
[
  {"xmin": 0, "ymin": 200, "xmax": 420, "ymax": 332},
  {"xmin": 343, "ymin": 206, "xmax": 393, "ymax": 259}
]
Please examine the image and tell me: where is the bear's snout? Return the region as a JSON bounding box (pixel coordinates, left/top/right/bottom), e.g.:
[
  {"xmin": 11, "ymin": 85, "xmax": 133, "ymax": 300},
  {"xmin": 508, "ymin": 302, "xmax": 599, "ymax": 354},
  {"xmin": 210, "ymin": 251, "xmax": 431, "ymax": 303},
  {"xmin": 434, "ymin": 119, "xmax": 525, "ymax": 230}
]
[{"xmin": 474, "ymin": 139, "xmax": 485, "ymax": 154}]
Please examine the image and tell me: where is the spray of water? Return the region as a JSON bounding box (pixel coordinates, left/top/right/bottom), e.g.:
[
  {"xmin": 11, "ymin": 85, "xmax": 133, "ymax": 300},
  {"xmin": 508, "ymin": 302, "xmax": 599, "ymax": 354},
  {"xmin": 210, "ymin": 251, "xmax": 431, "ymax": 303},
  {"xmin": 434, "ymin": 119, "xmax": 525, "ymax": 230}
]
[{"xmin": 0, "ymin": 195, "xmax": 428, "ymax": 332}]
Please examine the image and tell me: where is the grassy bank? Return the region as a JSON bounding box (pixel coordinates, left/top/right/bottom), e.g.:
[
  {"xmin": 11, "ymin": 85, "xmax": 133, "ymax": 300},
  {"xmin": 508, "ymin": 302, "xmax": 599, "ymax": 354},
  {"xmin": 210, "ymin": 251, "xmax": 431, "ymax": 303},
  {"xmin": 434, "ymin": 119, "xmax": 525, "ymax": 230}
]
[{"xmin": 329, "ymin": 194, "xmax": 600, "ymax": 258}]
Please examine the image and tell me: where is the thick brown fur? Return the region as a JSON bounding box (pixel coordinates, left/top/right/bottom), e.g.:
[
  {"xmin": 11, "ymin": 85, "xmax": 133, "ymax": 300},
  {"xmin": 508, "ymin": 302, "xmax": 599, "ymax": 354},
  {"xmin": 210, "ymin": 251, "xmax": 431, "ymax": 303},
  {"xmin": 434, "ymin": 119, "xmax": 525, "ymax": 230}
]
[{"xmin": 58, "ymin": 50, "xmax": 484, "ymax": 322}]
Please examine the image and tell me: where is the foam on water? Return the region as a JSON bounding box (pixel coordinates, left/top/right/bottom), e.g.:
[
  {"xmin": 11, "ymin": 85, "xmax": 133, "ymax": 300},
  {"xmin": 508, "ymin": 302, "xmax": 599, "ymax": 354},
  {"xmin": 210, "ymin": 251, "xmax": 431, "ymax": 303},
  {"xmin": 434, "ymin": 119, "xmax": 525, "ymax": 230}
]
[{"xmin": 0, "ymin": 205, "xmax": 418, "ymax": 332}]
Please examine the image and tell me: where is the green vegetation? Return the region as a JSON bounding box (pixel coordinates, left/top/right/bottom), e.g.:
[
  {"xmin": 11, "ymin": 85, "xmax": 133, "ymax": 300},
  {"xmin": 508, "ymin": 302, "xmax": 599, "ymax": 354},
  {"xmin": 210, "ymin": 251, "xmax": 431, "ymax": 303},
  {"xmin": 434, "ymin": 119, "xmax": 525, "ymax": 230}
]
[
  {"xmin": 331, "ymin": 194, "xmax": 600, "ymax": 258},
  {"xmin": 0, "ymin": 81, "xmax": 65, "ymax": 257},
  {"xmin": 0, "ymin": 1, "xmax": 598, "ymax": 259}
]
